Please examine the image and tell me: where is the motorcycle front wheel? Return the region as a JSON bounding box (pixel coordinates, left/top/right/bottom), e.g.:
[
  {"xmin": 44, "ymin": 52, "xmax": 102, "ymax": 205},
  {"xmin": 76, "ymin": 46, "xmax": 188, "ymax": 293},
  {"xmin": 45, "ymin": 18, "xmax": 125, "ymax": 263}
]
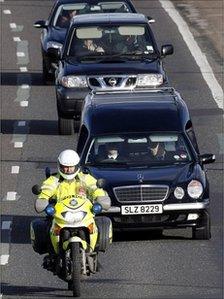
[{"xmin": 70, "ymin": 242, "xmax": 81, "ymax": 297}]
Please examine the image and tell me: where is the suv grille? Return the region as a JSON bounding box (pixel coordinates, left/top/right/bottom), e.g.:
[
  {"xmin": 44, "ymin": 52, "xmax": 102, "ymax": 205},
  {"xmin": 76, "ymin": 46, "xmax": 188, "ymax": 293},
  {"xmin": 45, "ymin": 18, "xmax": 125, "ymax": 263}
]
[
  {"xmin": 113, "ymin": 185, "xmax": 169, "ymax": 203},
  {"xmin": 87, "ymin": 75, "xmax": 137, "ymax": 90}
]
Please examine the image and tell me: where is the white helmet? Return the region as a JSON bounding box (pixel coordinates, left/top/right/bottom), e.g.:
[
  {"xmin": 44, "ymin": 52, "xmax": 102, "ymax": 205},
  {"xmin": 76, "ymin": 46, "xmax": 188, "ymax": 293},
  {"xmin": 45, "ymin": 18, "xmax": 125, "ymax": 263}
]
[{"xmin": 58, "ymin": 149, "xmax": 80, "ymax": 180}]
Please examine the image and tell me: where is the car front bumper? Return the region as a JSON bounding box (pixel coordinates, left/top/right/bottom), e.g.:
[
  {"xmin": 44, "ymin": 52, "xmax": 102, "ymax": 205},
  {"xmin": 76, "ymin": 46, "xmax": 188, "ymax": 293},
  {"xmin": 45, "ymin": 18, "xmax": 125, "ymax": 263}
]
[{"xmin": 101, "ymin": 201, "xmax": 210, "ymax": 230}]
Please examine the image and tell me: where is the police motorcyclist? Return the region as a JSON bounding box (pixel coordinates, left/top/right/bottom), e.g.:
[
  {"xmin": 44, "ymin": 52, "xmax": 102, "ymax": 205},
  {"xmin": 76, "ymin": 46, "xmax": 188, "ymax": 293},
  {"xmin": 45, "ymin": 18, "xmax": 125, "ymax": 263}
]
[{"xmin": 35, "ymin": 149, "xmax": 110, "ymax": 213}]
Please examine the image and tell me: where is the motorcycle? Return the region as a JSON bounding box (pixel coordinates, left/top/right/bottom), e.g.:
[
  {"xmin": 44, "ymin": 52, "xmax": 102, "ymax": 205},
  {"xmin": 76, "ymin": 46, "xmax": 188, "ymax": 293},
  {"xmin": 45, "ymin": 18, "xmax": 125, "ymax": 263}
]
[{"xmin": 30, "ymin": 178, "xmax": 112, "ymax": 297}]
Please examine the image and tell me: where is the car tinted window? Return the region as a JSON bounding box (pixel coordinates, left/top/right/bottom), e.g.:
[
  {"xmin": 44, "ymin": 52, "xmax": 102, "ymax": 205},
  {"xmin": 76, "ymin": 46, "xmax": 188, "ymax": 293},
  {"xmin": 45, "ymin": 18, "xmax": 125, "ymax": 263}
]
[
  {"xmin": 68, "ymin": 25, "xmax": 155, "ymax": 58},
  {"xmin": 54, "ymin": 2, "xmax": 132, "ymax": 28},
  {"xmin": 85, "ymin": 133, "xmax": 192, "ymax": 166}
]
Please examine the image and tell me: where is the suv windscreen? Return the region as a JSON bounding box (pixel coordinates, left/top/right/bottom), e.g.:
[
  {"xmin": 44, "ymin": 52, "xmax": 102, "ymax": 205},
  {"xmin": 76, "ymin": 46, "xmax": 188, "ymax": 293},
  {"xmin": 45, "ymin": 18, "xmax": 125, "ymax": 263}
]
[
  {"xmin": 67, "ymin": 25, "xmax": 156, "ymax": 60},
  {"xmin": 54, "ymin": 2, "xmax": 132, "ymax": 28},
  {"xmin": 85, "ymin": 133, "xmax": 192, "ymax": 166}
]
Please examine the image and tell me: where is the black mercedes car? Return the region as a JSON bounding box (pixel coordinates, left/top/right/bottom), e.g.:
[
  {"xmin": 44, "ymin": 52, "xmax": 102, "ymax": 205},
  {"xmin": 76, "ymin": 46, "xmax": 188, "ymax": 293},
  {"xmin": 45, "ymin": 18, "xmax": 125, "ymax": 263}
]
[
  {"xmin": 54, "ymin": 13, "xmax": 173, "ymax": 134},
  {"xmin": 34, "ymin": 0, "xmax": 140, "ymax": 83},
  {"xmin": 76, "ymin": 88, "xmax": 215, "ymax": 239}
]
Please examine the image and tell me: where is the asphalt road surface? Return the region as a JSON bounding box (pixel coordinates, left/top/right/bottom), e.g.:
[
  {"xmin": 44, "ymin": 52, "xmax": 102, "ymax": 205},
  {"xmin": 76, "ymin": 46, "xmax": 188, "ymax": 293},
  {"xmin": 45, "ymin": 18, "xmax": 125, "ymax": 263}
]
[{"xmin": 1, "ymin": 0, "xmax": 223, "ymax": 298}]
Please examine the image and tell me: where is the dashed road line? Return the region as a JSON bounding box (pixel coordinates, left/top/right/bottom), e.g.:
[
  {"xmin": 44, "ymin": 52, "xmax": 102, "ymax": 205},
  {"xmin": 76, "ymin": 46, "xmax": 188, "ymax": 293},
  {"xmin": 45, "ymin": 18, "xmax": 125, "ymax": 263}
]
[
  {"xmin": 16, "ymin": 40, "xmax": 29, "ymax": 65},
  {"xmin": 13, "ymin": 141, "xmax": 23, "ymax": 148},
  {"xmin": 3, "ymin": 9, "xmax": 11, "ymax": 14},
  {"xmin": 0, "ymin": 254, "xmax": 9, "ymax": 266},
  {"xmin": 11, "ymin": 165, "xmax": 20, "ymax": 174},
  {"xmin": 2, "ymin": 221, "xmax": 12, "ymax": 230},
  {"xmin": 5, "ymin": 191, "xmax": 17, "ymax": 201},
  {"xmin": 19, "ymin": 66, "xmax": 28, "ymax": 72},
  {"xmin": 13, "ymin": 37, "xmax": 21, "ymax": 42},
  {"xmin": 9, "ymin": 23, "xmax": 17, "ymax": 29},
  {"xmin": 18, "ymin": 121, "xmax": 26, "ymax": 126}
]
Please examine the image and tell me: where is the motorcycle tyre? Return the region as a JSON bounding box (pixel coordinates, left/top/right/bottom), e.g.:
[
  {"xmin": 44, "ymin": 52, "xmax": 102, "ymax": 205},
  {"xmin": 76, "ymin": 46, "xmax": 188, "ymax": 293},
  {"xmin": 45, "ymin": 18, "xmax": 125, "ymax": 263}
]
[{"xmin": 71, "ymin": 242, "xmax": 81, "ymax": 297}]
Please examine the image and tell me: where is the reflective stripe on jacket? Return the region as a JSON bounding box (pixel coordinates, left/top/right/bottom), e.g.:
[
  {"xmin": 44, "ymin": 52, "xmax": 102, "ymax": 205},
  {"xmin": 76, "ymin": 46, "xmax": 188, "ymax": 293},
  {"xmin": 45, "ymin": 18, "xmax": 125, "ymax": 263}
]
[{"xmin": 38, "ymin": 172, "xmax": 105, "ymax": 202}]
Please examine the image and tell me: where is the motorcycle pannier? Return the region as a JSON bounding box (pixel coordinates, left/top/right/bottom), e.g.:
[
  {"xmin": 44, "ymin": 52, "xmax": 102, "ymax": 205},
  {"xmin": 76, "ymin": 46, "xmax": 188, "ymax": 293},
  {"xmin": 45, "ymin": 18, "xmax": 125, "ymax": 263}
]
[
  {"xmin": 95, "ymin": 216, "xmax": 112, "ymax": 252},
  {"xmin": 30, "ymin": 218, "xmax": 50, "ymax": 254}
]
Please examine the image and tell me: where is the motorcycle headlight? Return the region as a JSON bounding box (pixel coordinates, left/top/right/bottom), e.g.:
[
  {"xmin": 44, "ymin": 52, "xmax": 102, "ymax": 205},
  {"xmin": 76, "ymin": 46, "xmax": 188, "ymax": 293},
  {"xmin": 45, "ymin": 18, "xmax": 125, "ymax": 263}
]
[
  {"xmin": 63, "ymin": 211, "xmax": 86, "ymax": 223},
  {"xmin": 136, "ymin": 74, "xmax": 163, "ymax": 87},
  {"xmin": 187, "ymin": 180, "xmax": 203, "ymax": 199},
  {"xmin": 47, "ymin": 41, "xmax": 63, "ymax": 50},
  {"xmin": 61, "ymin": 76, "xmax": 88, "ymax": 88},
  {"xmin": 174, "ymin": 187, "xmax": 185, "ymax": 199}
]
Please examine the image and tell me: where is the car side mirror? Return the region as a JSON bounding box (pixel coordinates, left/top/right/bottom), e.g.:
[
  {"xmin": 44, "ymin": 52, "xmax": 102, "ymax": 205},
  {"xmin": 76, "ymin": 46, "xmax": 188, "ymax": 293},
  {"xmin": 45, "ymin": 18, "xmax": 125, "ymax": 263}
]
[
  {"xmin": 147, "ymin": 16, "xmax": 155, "ymax": 23},
  {"xmin": 33, "ymin": 20, "xmax": 47, "ymax": 29},
  {"xmin": 48, "ymin": 47, "xmax": 61, "ymax": 60},
  {"xmin": 161, "ymin": 44, "xmax": 174, "ymax": 57},
  {"xmin": 32, "ymin": 184, "xmax": 42, "ymax": 195},
  {"xmin": 97, "ymin": 178, "xmax": 107, "ymax": 189},
  {"xmin": 200, "ymin": 154, "xmax": 216, "ymax": 164}
]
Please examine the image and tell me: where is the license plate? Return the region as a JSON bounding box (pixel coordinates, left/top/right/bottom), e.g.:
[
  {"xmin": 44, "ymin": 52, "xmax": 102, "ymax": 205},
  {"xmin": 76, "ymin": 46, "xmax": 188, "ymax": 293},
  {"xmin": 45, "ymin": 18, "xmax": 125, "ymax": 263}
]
[{"xmin": 121, "ymin": 204, "xmax": 163, "ymax": 215}]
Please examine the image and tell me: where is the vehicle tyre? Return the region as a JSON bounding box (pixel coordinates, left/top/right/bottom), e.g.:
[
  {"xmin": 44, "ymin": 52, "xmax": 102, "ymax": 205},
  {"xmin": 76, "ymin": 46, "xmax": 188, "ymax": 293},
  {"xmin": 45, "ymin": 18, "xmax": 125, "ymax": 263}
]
[
  {"xmin": 71, "ymin": 242, "xmax": 81, "ymax": 297},
  {"xmin": 42, "ymin": 60, "xmax": 52, "ymax": 85},
  {"xmin": 95, "ymin": 216, "xmax": 112, "ymax": 252},
  {"xmin": 192, "ymin": 212, "xmax": 211, "ymax": 240},
  {"xmin": 58, "ymin": 117, "xmax": 74, "ymax": 135}
]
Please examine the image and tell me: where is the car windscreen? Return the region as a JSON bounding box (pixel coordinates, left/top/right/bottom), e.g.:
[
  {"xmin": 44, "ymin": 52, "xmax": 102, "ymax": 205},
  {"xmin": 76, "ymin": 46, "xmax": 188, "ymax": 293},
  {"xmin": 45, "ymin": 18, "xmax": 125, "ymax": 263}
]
[
  {"xmin": 67, "ymin": 25, "xmax": 155, "ymax": 59},
  {"xmin": 85, "ymin": 133, "xmax": 193, "ymax": 166},
  {"xmin": 53, "ymin": 2, "xmax": 132, "ymax": 28}
]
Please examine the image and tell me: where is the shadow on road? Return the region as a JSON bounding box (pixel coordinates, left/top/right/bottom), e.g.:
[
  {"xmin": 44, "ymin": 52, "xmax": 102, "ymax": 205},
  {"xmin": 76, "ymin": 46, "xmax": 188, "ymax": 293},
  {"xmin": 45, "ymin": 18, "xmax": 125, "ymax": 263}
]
[
  {"xmin": 1, "ymin": 283, "xmax": 68, "ymax": 298},
  {"xmin": 1, "ymin": 71, "xmax": 54, "ymax": 86},
  {"xmin": 1, "ymin": 119, "xmax": 58, "ymax": 135}
]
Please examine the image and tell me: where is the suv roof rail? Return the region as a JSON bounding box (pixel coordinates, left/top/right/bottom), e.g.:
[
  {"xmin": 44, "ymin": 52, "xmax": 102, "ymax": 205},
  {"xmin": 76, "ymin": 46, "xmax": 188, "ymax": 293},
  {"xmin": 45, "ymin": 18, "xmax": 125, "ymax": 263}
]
[{"xmin": 90, "ymin": 87, "xmax": 177, "ymax": 96}]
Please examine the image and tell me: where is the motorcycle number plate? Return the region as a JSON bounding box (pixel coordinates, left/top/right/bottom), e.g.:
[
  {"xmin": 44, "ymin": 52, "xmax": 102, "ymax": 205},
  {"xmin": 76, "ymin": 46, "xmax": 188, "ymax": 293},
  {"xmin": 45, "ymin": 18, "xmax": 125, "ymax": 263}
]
[{"xmin": 121, "ymin": 204, "xmax": 163, "ymax": 215}]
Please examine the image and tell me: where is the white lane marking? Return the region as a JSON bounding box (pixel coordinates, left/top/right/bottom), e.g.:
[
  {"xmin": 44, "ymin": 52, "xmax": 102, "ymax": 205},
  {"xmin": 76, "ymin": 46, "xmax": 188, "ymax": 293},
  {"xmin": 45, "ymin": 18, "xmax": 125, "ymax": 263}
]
[
  {"xmin": 20, "ymin": 100, "xmax": 28, "ymax": 107},
  {"xmin": 0, "ymin": 255, "xmax": 9, "ymax": 266},
  {"xmin": 2, "ymin": 221, "xmax": 12, "ymax": 230},
  {"xmin": 159, "ymin": 0, "xmax": 224, "ymax": 110},
  {"xmin": 21, "ymin": 84, "xmax": 29, "ymax": 89},
  {"xmin": 10, "ymin": 23, "xmax": 17, "ymax": 29},
  {"xmin": 18, "ymin": 121, "xmax": 26, "ymax": 126},
  {"xmin": 13, "ymin": 37, "xmax": 21, "ymax": 42},
  {"xmin": 14, "ymin": 141, "xmax": 23, "ymax": 148},
  {"xmin": 19, "ymin": 67, "xmax": 28, "ymax": 72},
  {"xmin": 6, "ymin": 191, "xmax": 17, "ymax": 201},
  {"xmin": 217, "ymin": 134, "xmax": 224, "ymax": 155},
  {"xmin": 11, "ymin": 166, "xmax": 20, "ymax": 174},
  {"xmin": 17, "ymin": 52, "xmax": 25, "ymax": 57},
  {"xmin": 3, "ymin": 10, "xmax": 11, "ymax": 14}
]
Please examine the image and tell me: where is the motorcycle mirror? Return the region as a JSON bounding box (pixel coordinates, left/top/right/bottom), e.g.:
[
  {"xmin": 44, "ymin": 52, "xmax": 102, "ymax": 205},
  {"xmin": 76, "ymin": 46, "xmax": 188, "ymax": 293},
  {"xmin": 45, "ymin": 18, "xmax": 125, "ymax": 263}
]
[
  {"xmin": 96, "ymin": 178, "xmax": 106, "ymax": 189},
  {"xmin": 32, "ymin": 184, "xmax": 41, "ymax": 195}
]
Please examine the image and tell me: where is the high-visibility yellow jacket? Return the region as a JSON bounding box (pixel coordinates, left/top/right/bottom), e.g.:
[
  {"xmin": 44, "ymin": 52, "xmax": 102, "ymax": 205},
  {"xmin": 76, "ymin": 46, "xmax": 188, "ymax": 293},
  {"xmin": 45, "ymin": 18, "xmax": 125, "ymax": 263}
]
[{"xmin": 38, "ymin": 172, "xmax": 105, "ymax": 202}]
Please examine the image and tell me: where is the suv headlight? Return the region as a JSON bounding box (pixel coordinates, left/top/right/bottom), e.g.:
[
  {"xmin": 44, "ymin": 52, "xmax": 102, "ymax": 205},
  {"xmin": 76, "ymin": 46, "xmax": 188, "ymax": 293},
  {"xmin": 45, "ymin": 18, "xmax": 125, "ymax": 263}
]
[
  {"xmin": 61, "ymin": 76, "xmax": 88, "ymax": 88},
  {"xmin": 187, "ymin": 180, "xmax": 203, "ymax": 199},
  {"xmin": 136, "ymin": 74, "xmax": 163, "ymax": 87},
  {"xmin": 47, "ymin": 41, "xmax": 62, "ymax": 50},
  {"xmin": 63, "ymin": 211, "xmax": 86, "ymax": 223}
]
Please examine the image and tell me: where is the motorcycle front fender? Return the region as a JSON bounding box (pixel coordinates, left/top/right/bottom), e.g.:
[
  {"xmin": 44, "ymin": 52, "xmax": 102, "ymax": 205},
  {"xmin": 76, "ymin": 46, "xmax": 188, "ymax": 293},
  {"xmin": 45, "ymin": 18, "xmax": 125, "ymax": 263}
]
[{"xmin": 63, "ymin": 236, "xmax": 87, "ymax": 251}]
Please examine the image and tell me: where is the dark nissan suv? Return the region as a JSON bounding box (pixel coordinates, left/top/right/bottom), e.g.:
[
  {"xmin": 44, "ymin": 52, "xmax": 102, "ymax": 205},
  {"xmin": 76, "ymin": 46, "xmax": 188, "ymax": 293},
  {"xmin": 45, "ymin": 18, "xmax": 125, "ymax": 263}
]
[
  {"xmin": 76, "ymin": 88, "xmax": 215, "ymax": 239},
  {"xmin": 34, "ymin": 0, "xmax": 139, "ymax": 84},
  {"xmin": 54, "ymin": 13, "xmax": 173, "ymax": 134}
]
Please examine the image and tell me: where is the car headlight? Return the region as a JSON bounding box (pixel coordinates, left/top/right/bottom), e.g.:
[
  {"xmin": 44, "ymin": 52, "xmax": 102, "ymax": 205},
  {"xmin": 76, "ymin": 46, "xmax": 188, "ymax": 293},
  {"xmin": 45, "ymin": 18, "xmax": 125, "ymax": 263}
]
[
  {"xmin": 136, "ymin": 74, "xmax": 163, "ymax": 87},
  {"xmin": 174, "ymin": 187, "xmax": 185, "ymax": 199},
  {"xmin": 63, "ymin": 211, "xmax": 86, "ymax": 223},
  {"xmin": 187, "ymin": 180, "xmax": 203, "ymax": 199},
  {"xmin": 47, "ymin": 41, "xmax": 63, "ymax": 50},
  {"xmin": 61, "ymin": 76, "xmax": 88, "ymax": 88}
]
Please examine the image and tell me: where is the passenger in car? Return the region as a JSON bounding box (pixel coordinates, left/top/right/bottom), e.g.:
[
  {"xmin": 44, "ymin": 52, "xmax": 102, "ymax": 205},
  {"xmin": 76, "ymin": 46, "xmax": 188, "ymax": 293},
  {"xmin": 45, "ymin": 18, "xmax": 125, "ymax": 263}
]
[
  {"xmin": 57, "ymin": 10, "xmax": 77, "ymax": 28},
  {"xmin": 148, "ymin": 141, "xmax": 172, "ymax": 161},
  {"xmin": 102, "ymin": 144, "xmax": 124, "ymax": 162}
]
